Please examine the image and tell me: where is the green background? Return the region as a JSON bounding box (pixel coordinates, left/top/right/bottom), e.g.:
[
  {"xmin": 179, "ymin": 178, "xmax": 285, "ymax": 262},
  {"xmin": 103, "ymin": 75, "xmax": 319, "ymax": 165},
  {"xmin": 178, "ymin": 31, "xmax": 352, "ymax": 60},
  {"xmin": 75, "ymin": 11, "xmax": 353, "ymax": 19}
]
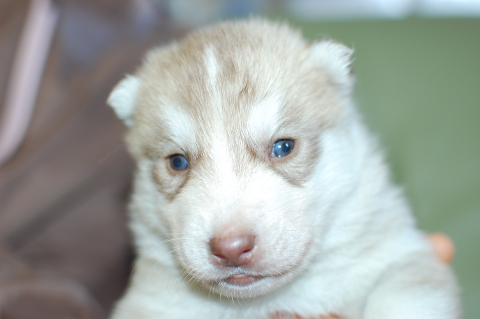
[{"xmin": 272, "ymin": 17, "xmax": 480, "ymax": 319}]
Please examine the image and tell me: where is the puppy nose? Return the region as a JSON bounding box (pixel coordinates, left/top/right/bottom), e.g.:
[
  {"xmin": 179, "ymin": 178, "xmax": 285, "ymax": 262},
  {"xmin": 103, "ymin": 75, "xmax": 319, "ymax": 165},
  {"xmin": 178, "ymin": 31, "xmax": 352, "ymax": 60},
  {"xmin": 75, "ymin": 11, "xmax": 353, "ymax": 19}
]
[{"xmin": 210, "ymin": 234, "xmax": 256, "ymax": 267}]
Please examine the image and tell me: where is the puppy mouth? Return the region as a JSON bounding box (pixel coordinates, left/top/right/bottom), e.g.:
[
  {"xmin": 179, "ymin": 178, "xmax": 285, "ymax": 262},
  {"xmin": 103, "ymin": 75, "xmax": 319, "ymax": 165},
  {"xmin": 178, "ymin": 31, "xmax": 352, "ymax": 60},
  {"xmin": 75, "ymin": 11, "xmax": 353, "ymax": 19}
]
[
  {"xmin": 222, "ymin": 273, "xmax": 264, "ymax": 286},
  {"xmin": 204, "ymin": 268, "xmax": 299, "ymax": 298}
]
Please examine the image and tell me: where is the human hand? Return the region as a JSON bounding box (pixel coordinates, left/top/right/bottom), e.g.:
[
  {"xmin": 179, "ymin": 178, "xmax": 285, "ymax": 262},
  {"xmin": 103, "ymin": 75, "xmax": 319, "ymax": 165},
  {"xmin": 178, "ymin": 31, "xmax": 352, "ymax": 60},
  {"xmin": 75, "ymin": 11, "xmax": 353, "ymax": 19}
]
[{"xmin": 428, "ymin": 232, "xmax": 455, "ymax": 264}]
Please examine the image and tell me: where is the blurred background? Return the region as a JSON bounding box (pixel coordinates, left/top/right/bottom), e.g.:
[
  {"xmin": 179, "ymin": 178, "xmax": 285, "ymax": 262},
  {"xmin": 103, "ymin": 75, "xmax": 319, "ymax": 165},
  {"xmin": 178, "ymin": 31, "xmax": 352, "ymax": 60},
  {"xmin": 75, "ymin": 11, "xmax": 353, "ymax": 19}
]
[{"xmin": 0, "ymin": 0, "xmax": 478, "ymax": 318}]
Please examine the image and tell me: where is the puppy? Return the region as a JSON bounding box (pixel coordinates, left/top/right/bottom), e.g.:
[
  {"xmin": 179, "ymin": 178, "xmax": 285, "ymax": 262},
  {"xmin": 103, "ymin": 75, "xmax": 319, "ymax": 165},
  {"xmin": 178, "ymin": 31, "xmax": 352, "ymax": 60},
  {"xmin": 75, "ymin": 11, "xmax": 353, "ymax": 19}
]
[{"xmin": 107, "ymin": 19, "xmax": 460, "ymax": 319}]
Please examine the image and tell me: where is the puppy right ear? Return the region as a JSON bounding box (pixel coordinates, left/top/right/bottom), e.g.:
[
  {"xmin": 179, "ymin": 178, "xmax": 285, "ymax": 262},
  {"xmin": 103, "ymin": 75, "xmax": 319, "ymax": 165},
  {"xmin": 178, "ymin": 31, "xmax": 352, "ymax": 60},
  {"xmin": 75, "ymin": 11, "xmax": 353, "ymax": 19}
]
[
  {"xmin": 107, "ymin": 75, "xmax": 141, "ymax": 127},
  {"xmin": 310, "ymin": 40, "xmax": 354, "ymax": 96}
]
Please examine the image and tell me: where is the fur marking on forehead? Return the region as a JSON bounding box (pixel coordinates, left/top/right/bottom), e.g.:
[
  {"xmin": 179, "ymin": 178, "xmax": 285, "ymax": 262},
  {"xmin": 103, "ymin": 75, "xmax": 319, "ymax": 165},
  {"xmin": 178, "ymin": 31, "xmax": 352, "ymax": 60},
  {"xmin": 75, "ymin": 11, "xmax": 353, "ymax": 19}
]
[
  {"xmin": 162, "ymin": 105, "xmax": 195, "ymax": 149},
  {"xmin": 204, "ymin": 46, "xmax": 219, "ymax": 89},
  {"xmin": 208, "ymin": 135, "xmax": 236, "ymax": 189},
  {"xmin": 247, "ymin": 95, "xmax": 283, "ymax": 144}
]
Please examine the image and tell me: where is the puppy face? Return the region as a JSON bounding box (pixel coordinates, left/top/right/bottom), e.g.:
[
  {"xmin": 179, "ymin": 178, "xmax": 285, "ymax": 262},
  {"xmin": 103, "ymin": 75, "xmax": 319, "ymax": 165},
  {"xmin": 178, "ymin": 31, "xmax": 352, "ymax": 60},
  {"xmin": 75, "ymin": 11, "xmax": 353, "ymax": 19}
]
[{"xmin": 109, "ymin": 20, "xmax": 356, "ymax": 298}]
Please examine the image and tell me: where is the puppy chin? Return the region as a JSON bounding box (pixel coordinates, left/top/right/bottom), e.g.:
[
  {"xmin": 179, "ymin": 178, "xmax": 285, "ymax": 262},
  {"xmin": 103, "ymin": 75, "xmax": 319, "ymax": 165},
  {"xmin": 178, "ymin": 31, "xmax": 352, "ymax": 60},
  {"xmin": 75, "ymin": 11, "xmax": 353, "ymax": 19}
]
[
  {"xmin": 205, "ymin": 276, "xmax": 283, "ymax": 299},
  {"xmin": 199, "ymin": 268, "xmax": 301, "ymax": 299}
]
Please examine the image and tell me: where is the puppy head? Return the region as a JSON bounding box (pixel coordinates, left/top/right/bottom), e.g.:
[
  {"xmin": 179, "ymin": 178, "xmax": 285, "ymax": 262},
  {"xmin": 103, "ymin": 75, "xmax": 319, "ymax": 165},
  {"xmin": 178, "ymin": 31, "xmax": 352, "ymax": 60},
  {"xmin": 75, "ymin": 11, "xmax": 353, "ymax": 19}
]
[{"xmin": 108, "ymin": 19, "xmax": 356, "ymax": 298}]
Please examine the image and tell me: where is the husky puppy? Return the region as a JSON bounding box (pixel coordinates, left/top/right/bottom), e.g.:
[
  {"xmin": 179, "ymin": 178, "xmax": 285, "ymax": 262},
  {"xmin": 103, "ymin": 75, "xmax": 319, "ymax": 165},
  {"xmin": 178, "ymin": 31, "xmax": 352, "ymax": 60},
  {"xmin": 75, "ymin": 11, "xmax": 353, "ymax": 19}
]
[{"xmin": 107, "ymin": 19, "xmax": 460, "ymax": 319}]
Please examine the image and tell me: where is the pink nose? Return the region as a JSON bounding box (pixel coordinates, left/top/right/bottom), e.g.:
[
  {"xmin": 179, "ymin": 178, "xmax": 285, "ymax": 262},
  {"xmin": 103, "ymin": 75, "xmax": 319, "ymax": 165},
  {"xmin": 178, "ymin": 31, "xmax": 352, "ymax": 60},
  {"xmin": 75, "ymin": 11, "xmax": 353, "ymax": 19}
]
[{"xmin": 210, "ymin": 234, "xmax": 256, "ymax": 267}]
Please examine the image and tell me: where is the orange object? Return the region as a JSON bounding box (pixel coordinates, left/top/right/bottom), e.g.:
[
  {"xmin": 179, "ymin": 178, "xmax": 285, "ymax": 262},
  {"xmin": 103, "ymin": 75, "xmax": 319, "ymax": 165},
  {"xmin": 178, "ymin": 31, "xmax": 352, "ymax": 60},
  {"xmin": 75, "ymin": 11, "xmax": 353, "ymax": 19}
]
[{"xmin": 428, "ymin": 232, "xmax": 455, "ymax": 264}]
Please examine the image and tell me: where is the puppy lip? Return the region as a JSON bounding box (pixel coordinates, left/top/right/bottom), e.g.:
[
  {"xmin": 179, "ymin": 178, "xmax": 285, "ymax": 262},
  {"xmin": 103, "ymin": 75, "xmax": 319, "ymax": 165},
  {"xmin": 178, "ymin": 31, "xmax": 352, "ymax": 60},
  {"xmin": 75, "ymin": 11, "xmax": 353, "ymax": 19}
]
[{"xmin": 223, "ymin": 273, "xmax": 263, "ymax": 286}]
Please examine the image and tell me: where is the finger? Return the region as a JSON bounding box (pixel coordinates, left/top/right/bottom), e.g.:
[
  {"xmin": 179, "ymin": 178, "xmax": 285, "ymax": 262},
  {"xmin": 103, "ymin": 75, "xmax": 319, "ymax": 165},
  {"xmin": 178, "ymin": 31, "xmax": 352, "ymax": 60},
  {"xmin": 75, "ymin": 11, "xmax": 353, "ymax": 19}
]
[{"xmin": 428, "ymin": 232, "xmax": 455, "ymax": 264}]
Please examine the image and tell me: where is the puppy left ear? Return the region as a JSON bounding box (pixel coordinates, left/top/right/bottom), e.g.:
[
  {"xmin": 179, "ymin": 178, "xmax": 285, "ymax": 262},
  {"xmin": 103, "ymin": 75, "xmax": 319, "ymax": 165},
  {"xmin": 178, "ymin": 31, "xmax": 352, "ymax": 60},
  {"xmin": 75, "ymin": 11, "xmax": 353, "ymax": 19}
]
[
  {"xmin": 107, "ymin": 75, "xmax": 141, "ymax": 127},
  {"xmin": 310, "ymin": 40, "xmax": 354, "ymax": 95}
]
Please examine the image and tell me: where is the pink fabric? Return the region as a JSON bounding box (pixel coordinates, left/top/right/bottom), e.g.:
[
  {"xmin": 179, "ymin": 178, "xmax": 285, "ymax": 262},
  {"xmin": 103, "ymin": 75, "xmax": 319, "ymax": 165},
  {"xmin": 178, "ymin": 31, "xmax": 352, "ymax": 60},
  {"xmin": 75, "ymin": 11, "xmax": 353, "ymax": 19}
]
[{"xmin": 0, "ymin": 0, "xmax": 58, "ymax": 166}]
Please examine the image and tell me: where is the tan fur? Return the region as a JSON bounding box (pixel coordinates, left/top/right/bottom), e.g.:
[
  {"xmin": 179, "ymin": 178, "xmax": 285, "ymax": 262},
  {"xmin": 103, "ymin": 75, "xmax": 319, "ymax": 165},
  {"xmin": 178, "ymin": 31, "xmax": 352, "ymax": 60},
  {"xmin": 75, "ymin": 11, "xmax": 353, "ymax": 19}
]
[{"xmin": 126, "ymin": 20, "xmax": 347, "ymax": 193}]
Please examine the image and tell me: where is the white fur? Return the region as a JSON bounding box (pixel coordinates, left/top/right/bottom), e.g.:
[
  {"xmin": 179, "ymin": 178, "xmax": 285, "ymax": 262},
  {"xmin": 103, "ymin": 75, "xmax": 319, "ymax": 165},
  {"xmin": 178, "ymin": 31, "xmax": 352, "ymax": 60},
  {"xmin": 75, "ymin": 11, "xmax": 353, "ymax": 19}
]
[
  {"xmin": 204, "ymin": 47, "xmax": 219, "ymax": 89},
  {"xmin": 108, "ymin": 20, "xmax": 460, "ymax": 319},
  {"xmin": 246, "ymin": 94, "xmax": 283, "ymax": 148},
  {"xmin": 310, "ymin": 40, "xmax": 354, "ymax": 95},
  {"xmin": 161, "ymin": 105, "xmax": 196, "ymax": 150},
  {"xmin": 107, "ymin": 75, "xmax": 141, "ymax": 126}
]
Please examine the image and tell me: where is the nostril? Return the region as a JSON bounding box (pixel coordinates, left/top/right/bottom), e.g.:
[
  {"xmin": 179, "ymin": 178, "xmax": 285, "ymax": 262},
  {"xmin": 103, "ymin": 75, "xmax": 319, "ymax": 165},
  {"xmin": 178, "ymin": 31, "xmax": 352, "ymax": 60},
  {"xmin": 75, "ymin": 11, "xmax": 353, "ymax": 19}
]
[
  {"xmin": 241, "ymin": 248, "xmax": 253, "ymax": 255},
  {"xmin": 209, "ymin": 234, "xmax": 256, "ymax": 267},
  {"xmin": 238, "ymin": 249, "xmax": 253, "ymax": 261},
  {"xmin": 213, "ymin": 253, "xmax": 226, "ymax": 260}
]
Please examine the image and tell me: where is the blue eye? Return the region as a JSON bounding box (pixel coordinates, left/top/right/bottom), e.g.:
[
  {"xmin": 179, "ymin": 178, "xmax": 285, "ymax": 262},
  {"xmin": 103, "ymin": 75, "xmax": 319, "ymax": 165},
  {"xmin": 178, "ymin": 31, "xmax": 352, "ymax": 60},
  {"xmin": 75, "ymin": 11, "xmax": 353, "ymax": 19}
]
[
  {"xmin": 271, "ymin": 139, "xmax": 294, "ymax": 158},
  {"xmin": 169, "ymin": 154, "xmax": 189, "ymax": 171}
]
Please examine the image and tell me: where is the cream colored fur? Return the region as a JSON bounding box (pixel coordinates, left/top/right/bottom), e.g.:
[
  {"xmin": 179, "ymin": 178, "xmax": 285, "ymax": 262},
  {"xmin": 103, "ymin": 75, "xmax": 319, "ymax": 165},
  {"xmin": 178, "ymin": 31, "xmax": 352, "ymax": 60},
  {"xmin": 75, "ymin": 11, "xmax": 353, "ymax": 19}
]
[{"xmin": 107, "ymin": 19, "xmax": 460, "ymax": 319}]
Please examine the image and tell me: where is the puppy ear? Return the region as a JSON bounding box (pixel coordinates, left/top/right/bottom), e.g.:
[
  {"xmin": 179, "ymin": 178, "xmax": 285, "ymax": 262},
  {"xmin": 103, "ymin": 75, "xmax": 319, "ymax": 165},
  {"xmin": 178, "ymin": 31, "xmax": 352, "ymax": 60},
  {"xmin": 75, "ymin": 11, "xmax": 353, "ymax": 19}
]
[
  {"xmin": 107, "ymin": 75, "xmax": 141, "ymax": 127},
  {"xmin": 310, "ymin": 40, "xmax": 354, "ymax": 95}
]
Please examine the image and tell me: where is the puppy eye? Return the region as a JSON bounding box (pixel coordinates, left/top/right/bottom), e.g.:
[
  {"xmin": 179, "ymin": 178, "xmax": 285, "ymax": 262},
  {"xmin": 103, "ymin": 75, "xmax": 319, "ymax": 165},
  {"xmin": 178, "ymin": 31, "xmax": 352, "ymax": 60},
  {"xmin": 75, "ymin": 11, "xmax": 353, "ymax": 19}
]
[
  {"xmin": 169, "ymin": 154, "xmax": 189, "ymax": 171},
  {"xmin": 271, "ymin": 139, "xmax": 294, "ymax": 158}
]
